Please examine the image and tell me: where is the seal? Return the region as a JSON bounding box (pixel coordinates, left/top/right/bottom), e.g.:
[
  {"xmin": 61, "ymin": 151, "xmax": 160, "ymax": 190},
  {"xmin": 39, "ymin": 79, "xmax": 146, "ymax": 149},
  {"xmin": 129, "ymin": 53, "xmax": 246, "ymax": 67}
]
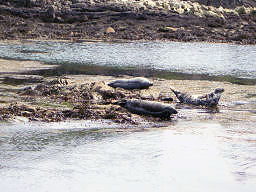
[
  {"xmin": 108, "ymin": 77, "xmax": 153, "ymax": 90},
  {"xmin": 116, "ymin": 99, "xmax": 178, "ymax": 118},
  {"xmin": 170, "ymin": 87, "xmax": 224, "ymax": 107}
]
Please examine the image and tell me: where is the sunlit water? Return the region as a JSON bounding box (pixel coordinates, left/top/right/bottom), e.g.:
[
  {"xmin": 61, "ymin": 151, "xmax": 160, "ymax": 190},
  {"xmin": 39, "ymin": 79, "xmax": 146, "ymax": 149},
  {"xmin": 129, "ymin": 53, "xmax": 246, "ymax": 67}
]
[
  {"xmin": 0, "ymin": 120, "xmax": 255, "ymax": 192},
  {"xmin": 0, "ymin": 41, "xmax": 256, "ymax": 79},
  {"xmin": 0, "ymin": 41, "xmax": 256, "ymax": 191}
]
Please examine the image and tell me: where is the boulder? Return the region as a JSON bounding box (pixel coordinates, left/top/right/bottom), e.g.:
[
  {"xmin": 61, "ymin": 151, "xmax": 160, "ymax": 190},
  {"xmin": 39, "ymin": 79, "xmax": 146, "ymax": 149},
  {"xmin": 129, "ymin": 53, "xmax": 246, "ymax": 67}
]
[{"xmin": 106, "ymin": 26, "xmax": 115, "ymax": 33}]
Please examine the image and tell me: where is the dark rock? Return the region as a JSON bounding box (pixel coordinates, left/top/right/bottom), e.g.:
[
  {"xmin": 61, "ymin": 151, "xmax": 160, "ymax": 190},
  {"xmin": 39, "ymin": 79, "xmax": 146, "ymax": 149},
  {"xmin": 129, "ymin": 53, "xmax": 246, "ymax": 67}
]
[
  {"xmin": 96, "ymin": 88, "xmax": 125, "ymax": 100},
  {"xmin": 160, "ymin": 97, "xmax": 174, "ymax": 102},
  {"xmin": 62, "ymin": 14, "xmax": 88, "ymax": 23},
  {"xmin": 189, "ymin": 0, "xmax": 244, "ymax": 8},
  {"xmin": 70, "ymin": 3, "xmax": 88, "ymax": 9},
  {"xmin": 46, "ymin": 5, "xmax": 56, "ymax": 19},
  {"xmin": 19, "ymin": 87, "xmax": 38, "ymax": 96},
  {"xmin": 206, "ymin": 17, "xmax": 225, "ymax": 28}
]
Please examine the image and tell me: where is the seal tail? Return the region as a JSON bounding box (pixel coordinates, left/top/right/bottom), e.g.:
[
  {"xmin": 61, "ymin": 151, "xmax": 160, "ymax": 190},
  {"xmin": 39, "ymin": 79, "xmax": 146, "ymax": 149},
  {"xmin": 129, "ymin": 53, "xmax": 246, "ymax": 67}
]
[{"xmin": 170, "ymin": 86, "xmax": 181, "ymax": 97}]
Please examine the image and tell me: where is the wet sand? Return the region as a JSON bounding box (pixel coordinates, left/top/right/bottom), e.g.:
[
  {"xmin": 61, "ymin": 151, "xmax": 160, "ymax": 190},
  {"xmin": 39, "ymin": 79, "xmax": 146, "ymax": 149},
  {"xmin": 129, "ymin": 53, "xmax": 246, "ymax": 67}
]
[
  {"xmin": 0, "ymin": 58, "xmax": 255, "ymax": 125},
  {"xmin": 0, "ymin": 59, "xmax": 58, "ymax": 74}
]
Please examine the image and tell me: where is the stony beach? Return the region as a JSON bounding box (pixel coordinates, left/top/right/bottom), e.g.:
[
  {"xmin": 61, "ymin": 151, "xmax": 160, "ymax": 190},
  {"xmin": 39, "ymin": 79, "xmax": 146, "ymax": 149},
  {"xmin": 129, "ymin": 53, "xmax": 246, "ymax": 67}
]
[{"xmin": 0, "ymin": 0, "xmax": 256, "ymax": 44}]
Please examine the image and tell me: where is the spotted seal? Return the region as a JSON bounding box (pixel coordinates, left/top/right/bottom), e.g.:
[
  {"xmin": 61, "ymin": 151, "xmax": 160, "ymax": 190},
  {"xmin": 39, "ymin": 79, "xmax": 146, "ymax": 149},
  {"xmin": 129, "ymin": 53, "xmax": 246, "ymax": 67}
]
[
  {"xmin": 170, "ymin": 87, "xmax": 224, "ymax": 107},
  {"xmin": 108, "ymin": 77, "xmax": 153, "ymax": 90},
  {"xmin": 116, "ymin": 99, "xmax": 177, "ymax": 118}
]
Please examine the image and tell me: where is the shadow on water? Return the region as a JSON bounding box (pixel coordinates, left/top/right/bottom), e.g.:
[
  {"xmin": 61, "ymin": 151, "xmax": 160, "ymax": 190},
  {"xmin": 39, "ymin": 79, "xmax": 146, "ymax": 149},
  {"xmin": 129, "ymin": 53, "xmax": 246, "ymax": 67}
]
[{"xmin": 29, "ymin": 62, "xmax": 256, "ymax": 86}]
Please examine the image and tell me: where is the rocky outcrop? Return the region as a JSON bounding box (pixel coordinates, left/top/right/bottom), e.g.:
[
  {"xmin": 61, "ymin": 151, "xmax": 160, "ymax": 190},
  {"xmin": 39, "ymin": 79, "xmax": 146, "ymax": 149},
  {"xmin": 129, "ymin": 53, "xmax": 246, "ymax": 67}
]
[
  {"xmin": 189, "ymin": 0, "xmax": 256, "ymax": 8},
  {"xmin": 0, "ymin": 0, "xmax": 256, "ymax": 43},
  {"xmin": 0, "ymin": 77, "xmax": 176, "ymax": 123}
]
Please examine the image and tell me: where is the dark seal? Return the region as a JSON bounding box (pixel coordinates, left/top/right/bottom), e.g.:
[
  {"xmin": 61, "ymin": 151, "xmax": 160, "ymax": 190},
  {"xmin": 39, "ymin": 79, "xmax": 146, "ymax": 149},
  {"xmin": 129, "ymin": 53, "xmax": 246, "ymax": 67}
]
[
  {"xmin": 171, "ymin": 87, "xmax": 224, "ymax": 107},
  {"xmin": 108, "ymin": 77, "xmax": 153, "ymax": 90},
  {"xmin": 116, "ymin": 99, "xmax": 177, "ymax": 118}
]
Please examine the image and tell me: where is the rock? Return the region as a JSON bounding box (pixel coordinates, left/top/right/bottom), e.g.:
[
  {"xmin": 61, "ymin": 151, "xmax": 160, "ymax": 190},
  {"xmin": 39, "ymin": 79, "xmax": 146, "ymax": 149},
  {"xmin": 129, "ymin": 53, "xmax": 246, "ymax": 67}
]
[
  {"xmin": 12, "ymin": 0, "xmax": 36, "ymax": 7},
  {"xmin": 46, "ymin": 5, "xmax": 56, "ymax": 19},
  {"xmin": 21, "ymin": 111, "xmax": 32, "ymax": 117},
  {"xmin": 160, "ymin": 97, "xmax": 174, "ymax": 102},
  {"xmin": 70, "ymin": 3, "xmax": 88, "ymax": 8},
  {"xmin": 63, "ymin": 14, "xmax": 88, "ymax": 23},
  {"xmin": 159, "ymin": 26, "xmax": 178, "ymax": 32},
  {"xmin": 190, "ymin": 0, "xmax": 245, "ymax": 9},
  {"xmin": 105, "ymin": 26, "xmax": 115, "ymax": 33},
  {"xmin": 19, "ymin": 87, "xmax": 38, "ymax": 96},
  {"xmin": 96, "ymin": 87, "xmax": 125, "ymax": 100},
  {"xmin": 206, "ymin": 17, "xmax": 225, "ymax": 28}
]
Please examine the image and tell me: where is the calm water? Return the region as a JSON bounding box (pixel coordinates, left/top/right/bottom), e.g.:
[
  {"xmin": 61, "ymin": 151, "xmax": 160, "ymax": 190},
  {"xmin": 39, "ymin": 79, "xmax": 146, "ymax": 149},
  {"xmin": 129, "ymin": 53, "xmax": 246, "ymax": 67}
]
[
  {"xmin": 0, "ymin": 41, "xmax": 256, "ymax": 79},
  {"xmin": 0, "ymin": 41, "xmax": 256, "ymax": 191},
  {"xmin": 0, "ymin": 120, "xmax": 255, "ymax": 192}
]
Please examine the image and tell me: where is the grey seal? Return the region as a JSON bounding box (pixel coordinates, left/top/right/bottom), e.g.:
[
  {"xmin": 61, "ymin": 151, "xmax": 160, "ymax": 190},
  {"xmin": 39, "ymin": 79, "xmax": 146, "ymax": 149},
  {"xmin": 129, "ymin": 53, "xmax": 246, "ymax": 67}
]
[
  {"xmin": 170, "ymin": 87, "xmax": 224, "ymax": 107},
  {"xmin": 108, "ymin": 77, "xmax": 153, "ymax": 90},
  {"xmin": 116, "ymin": 99, "xmax": 177, "ymax": 118}
]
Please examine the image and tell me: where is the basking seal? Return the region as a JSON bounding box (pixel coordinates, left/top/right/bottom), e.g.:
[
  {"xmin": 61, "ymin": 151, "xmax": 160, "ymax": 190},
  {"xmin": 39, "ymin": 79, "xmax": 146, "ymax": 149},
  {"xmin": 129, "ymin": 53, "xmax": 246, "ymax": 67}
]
[
  {"xmin": 116, "ymin": 99, "xmax": 177, "ymax": 118},
  {"xmin": 171, "ymin": 87, "xmax": 224, "ymax": 107},
  {"xmin": 108, "ymin": 77, "xmax": 153, "ymax": 90}
]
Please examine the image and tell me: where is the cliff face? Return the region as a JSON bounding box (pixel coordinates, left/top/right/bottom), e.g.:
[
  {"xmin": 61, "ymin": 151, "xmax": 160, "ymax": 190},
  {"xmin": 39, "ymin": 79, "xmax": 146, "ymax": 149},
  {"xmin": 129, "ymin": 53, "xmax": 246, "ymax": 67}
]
[{"xmin": 189, "ymin": 0, "xmax": 256, "ymax": 8}]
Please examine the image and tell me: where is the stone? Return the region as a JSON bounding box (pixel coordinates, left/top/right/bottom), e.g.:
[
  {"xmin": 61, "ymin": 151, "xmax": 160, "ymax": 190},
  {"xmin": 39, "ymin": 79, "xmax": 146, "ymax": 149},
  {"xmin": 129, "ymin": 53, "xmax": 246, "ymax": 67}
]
[{"xmin": 105, "ymin": 26, "xmax": 115, "ymax": 33}]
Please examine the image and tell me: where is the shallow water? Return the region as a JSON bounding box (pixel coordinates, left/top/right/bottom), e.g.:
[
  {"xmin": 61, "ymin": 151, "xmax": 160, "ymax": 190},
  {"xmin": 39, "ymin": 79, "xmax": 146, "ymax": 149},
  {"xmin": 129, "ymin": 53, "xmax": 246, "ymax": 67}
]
[
  {"xmin": 0, "ymin": 120, "xmax": 255, "ymax": 192},
  {"xmin": 0, "ymin": 41, "xmax": 256, "ymax": 80},
  {"xmin": 0, "ymin": 41, "xmax": 256, "ymax": 191}
]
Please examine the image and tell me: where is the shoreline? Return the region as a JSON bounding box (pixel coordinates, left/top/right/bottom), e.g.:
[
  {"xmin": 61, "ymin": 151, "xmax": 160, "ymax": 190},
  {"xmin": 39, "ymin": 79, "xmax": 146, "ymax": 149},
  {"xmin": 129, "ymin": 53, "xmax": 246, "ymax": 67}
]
[
  {"xmin": 0, "ymin": 58, "xmax": 255, "ymax": 125},
  {"xmin": 0, "ymin": 1, "xmax": 256, "ymax": 44},
  {"xmin": 2, "ymin": 37, "xmax": 256, "ymax": 45}
]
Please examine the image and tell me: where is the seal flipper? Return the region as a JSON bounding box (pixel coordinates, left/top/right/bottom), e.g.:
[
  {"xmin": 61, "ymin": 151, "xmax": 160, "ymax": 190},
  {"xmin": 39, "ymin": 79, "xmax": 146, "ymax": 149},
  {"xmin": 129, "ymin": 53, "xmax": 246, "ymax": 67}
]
[{"xmin": 170, "ymin": 87, "xmax": 189, "ymax": 103}]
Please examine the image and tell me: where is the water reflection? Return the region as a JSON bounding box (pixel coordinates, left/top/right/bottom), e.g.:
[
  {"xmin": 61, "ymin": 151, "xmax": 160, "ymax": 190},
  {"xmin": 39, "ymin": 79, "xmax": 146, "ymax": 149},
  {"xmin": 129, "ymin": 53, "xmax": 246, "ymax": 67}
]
[
  {"xmin": 219, "ymin": 122, "xmax": 256, "ymax": 182},
  {"xmin": 0, "ymin": 121, "xmax": 255, "ymax": 192},
  {"xmin": 0, "ymin": 41, "xmax": 256, "ymax": 81},
  {"xmin": 0, "ymin": 40, "xmax": 256, "ymax": 191}
]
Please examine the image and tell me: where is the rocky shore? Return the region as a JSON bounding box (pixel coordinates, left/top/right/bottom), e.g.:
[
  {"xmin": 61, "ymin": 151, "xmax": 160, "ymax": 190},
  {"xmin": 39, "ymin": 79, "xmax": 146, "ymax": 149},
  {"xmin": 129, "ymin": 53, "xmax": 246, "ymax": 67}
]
[
  {"xmin": 1, "ymin": 59, "xmax": 256, "ymax": 125},
  {"xmin": 0, "ymin": 0, "xmax": 256, "ymax": 44}
]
